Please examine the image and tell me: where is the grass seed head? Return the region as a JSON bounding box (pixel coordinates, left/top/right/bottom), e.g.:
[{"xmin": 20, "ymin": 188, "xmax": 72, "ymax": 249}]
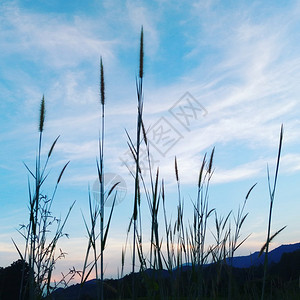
[
  {"xmin": 175, "ymin": 156, "xmax": 179, "ymax": 182},
  {"xmin": 100, "ymin": 57, "xmax": 105, "ymax": 105},
  {"xmin": 39, "ymin": 95, "xmax": 45, "ymax": 133},
  {"xmin": 208, "ymin": 147, "xmax": 215, "ymax": 174},
  {"xmin": 139, "ymin": 26, "xmax": 144, "ymax": 79}
]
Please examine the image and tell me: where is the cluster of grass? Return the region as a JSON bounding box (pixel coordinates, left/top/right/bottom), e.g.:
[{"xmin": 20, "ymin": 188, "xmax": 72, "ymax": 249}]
[
  {"xmin": 13, "ymin": 96, "xmax": 76, "ymax": 300},
  {"xmin": 13, "ymin": 28, "xmax": 290, "ymax": 300}
]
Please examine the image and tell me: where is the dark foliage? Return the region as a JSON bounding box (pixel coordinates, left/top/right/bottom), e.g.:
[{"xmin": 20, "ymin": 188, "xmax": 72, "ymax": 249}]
[{"xmin": 0, "ymin": 259, "xmax": 30, "ymax": 300}]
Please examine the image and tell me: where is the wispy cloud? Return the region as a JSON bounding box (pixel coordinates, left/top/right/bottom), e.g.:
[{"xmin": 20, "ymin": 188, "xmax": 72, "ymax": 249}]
[
  {"xmin": 0, "ymin": 3, "xmax": 116, "ymax": 68},
  {"xmin": 126, "ymin": 0, "xmax": 160, "ymax": 55}
]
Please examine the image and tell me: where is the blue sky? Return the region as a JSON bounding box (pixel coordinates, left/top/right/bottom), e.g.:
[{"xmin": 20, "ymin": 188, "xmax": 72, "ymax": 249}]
[{"xmin": 1, "ymin": 0, "xmax": 300, "ymax": 280}]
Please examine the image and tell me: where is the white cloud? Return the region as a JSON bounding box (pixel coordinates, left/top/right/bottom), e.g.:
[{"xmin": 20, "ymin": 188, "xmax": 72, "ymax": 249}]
[
  {"xmin": 212, "ymin": 161, "xmax": 264, "ymax": 184},
  {"xmin": 0, "ymin": 4, "xmax": 116, "ymax": 68},
  {"xmin": 126, "ymin": 0, "xmax": 160, "ymax": 56},
  {"xmin": 280, "ymin": 153, "xmax": 300, "ymax": 173}
]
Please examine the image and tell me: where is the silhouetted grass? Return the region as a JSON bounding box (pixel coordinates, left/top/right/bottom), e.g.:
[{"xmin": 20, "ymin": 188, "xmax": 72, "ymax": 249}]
[
  {"xmin": 14, "ymin": 96, "xmax": 74, "ymax": 300},
  {"xmin": 80, "ymin": 57, "xmax": 117, "ymax": 300},
  {"xmin": 10, "ymin": 28, "xmax": 291, "ymax": 300}
]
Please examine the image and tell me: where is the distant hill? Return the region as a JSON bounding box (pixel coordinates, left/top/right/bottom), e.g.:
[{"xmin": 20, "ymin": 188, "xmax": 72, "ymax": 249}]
[
  {"xmin": 226, "ymin": 242, "xmax": 300, "ymax": 268},
  {"xmin": 47, "ymin": 242, "xmax": 300, "ymax": 300}
]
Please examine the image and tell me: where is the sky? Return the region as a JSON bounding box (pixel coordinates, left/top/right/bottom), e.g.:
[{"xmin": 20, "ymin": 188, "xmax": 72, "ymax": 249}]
[{"xmin": 0, "ymin": 0, "xmax": 300, "ymax": 281}]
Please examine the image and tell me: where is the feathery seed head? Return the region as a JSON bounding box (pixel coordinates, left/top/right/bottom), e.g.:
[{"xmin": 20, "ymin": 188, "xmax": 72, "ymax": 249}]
[
  {"xmin": 100, "ymin": 57, "xmax": 105, "ymax": 105},
  {"xmin": 39, "ymin": 95, "xmax": 45, "ymax": 133},
  {"xmin": 139, "ymin": 26, "xmax": 144, "ymax": 79},
  {"xmin": 175, "ymin": 156, "xmax": 179, "ymax": 182},
  {"xmin": 208, "ymin": 147, "xmax": 215, "ymax": 174}
]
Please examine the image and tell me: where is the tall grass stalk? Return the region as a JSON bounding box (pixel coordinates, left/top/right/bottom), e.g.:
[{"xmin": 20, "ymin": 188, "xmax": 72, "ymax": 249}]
[
  {"xmin": 99, "ymin": 56, "xmax": 105, "ymax": 300},
  {"xmin": 139, "ymin": 122, "xmax": 163, "ymax": 272},
  {"xmin": 260, "ymin": 124, "xmax": 285, "ymax": 300},
  {"xmin": 81, "ymin": 188, "xmax": 100, "ymax": 285},
  {"xmin": 227, "ymin": 183, "xmax": 256, "ymax": 299},
  {"xmin": 130, "ymin": 26, "xmax": 144, "ymax": 300},
  {"xmin": 182, "ymin": 149, "xmax": 215, "ymax": 298},
  {"xmin": 81, "ymin": 58, "xmax": 117, "ymax": 300}
]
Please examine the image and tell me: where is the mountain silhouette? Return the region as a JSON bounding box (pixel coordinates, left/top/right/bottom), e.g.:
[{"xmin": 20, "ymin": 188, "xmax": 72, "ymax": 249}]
[
  {"xmin": 226, "ymin": 242, "xmax": 300, "ymax": 268},
  {"xmin": 46, "ymin": 242, "xmax": 300, "ymax": 300}
]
